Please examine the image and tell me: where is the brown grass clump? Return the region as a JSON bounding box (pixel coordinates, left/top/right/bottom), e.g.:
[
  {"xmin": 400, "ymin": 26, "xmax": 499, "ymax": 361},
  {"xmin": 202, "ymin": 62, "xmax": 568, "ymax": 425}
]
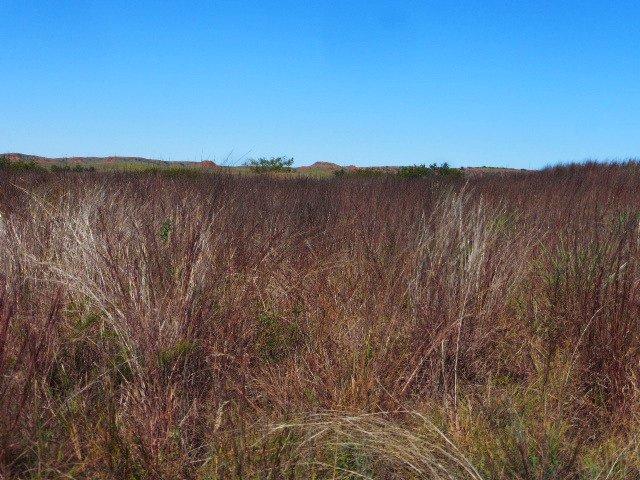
[{"xmin": 0, "ymin": 163, "xmax": 639, "ymax": 479}]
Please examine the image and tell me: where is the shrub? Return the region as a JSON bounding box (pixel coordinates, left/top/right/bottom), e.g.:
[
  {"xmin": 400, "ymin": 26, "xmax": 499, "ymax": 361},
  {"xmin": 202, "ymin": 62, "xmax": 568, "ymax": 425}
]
[
  {"xmin": 398, "ymin": 162, "xmax": 463, "ymax": 178},
  {"xmin": 244, "ymin": 155, "xmax": 294, "ymax": 173},
  {"xmin": 0, "ymin": 157, "xmax": 47, "ymax": 172}
]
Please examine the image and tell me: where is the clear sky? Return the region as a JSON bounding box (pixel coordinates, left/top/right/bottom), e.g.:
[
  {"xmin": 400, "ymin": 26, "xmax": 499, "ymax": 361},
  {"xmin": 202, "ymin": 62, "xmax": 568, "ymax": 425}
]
[{"xmin": 1, "ymin": 1, "xmax": 639, "ymax": 168}]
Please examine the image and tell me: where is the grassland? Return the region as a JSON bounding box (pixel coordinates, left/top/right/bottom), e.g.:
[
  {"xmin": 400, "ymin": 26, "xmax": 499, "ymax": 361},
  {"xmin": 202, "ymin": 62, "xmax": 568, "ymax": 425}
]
[{"xmin": 0, "ymin": 162, "xmax": 639, "ymax": 479}]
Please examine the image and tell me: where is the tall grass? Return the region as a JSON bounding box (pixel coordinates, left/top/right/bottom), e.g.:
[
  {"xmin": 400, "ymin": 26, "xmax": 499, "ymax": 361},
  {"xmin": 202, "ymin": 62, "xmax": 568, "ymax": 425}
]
[{"xmin": 0, "ymin": 165, "xmax": 639, "ymax": 478}]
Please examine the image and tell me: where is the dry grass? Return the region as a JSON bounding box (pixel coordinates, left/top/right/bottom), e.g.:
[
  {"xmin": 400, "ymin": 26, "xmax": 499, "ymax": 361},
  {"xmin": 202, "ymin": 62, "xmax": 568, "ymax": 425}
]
[{"xmin": 0, "ymin": 163, "xmax": 639, "ymax": 479}]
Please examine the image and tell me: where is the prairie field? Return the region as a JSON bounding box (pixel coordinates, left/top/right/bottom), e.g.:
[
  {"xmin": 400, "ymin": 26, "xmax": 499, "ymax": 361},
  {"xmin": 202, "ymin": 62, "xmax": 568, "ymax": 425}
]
[{"xmin": 1, "ymin": 163, "xmax": 640, "ymax": 479}]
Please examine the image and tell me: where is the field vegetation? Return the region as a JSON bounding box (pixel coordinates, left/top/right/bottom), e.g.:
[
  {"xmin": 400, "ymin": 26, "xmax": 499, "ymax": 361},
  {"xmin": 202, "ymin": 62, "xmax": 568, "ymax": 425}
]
[
  {"xmin": 244, "ymin": 156, "xmax": 295, "ymax": 174},
  {"xmin": 0, "ymin": 162, "xmax": 639, "ymax": 478}
]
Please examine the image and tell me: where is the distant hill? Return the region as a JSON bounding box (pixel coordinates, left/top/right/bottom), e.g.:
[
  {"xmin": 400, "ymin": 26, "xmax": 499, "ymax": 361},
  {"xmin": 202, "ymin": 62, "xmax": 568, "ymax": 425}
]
[
  {"xmin": 1, "ymin": 153, "xmax": 526, "ymax": 176},
  {"xmin": 0, "ymin": 153, "xmax": 220, "ymax": 170}
]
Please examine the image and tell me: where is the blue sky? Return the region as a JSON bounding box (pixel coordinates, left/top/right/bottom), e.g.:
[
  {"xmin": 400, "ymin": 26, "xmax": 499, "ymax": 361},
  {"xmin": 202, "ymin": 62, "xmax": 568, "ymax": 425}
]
[{"xmin": 1, "ymin": 1, "xmax": 639, "ymax": 168}]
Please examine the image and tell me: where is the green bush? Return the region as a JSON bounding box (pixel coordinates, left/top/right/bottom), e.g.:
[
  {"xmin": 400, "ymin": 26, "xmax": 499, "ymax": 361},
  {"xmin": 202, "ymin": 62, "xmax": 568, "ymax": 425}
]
[
  {"xmin": 0, "ymin": 156, "xmax": 47, "ymax": 172},
  {"xmin": 245, "ymin": 156, "xmax": 294, "ymax": 173},
  {"xmin": 397, "ymin": 162, "xmax": 462, "ymax": 178}
]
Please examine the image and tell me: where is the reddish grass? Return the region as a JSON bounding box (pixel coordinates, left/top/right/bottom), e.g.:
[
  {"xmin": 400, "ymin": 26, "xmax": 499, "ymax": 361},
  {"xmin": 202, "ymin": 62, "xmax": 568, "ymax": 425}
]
[{"xmin": 0, "ymin": 163, "xmax": 639, "ymax": 479}]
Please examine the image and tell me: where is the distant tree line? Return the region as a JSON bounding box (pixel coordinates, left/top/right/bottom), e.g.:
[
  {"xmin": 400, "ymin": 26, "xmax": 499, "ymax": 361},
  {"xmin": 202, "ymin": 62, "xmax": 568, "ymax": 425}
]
[{"xmin": 334, "ymin": 163, "xmax": 463, "ymax": 178}]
